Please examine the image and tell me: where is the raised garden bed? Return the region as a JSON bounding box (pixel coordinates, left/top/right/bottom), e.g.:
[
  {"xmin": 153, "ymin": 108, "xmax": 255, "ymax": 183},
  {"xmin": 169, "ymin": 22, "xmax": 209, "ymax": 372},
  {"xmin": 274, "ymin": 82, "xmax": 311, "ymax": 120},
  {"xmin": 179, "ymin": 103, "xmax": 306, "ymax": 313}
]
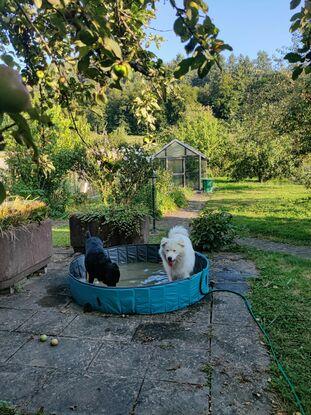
[
  {"xmin": 0, "ymin": 199, "xmax": 52, "ymax": 290},
  {"xmin": 69, "ymin": 208, "xmax": 149, "ymax": 253}
]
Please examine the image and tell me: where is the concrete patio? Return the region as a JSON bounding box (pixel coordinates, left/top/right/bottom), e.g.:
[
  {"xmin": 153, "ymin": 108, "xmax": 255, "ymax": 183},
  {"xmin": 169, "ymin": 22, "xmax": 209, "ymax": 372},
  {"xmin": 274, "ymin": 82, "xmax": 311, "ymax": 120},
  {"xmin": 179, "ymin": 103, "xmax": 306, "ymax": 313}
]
[{"xmin": 0, "ymin": 248, "xmax": 274, "ymax": 414}]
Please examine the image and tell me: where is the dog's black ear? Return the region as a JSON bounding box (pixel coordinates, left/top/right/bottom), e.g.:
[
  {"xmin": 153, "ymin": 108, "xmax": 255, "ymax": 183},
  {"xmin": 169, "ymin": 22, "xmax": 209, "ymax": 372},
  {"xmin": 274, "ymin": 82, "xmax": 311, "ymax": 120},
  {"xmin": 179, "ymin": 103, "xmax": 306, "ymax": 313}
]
[{"xmin": 161, "ymin": 237, "xmax": 168, "ymax": 247}]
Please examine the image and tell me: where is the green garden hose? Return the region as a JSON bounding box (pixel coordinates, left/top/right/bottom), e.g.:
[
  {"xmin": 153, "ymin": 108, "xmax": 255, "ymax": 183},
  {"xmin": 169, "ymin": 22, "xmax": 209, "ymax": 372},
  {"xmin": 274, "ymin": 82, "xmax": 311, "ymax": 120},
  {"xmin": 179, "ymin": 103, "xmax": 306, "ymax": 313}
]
[{"xmin": 205, "ymin": 287, "xmax": 306, "ymax": 415}]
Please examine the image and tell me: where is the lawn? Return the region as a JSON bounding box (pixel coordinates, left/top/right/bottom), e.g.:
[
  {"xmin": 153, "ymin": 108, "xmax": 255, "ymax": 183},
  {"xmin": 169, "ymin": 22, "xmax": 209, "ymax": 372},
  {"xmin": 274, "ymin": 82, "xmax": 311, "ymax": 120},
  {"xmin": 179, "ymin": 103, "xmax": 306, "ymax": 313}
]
[
  {"xmin": 52, "ymin": 224, "xmax": 70, "ymax": 247},
  {"xmin": 52, "ymin": 179, "xmax": 310, "ymax": 247},
  {"xmin": 245, "ymin": 248, "xmax": 311, "ymax": 414},
  {"xmin": 206, "ymin": 179, "xmax": 311, "ymax": 246}
]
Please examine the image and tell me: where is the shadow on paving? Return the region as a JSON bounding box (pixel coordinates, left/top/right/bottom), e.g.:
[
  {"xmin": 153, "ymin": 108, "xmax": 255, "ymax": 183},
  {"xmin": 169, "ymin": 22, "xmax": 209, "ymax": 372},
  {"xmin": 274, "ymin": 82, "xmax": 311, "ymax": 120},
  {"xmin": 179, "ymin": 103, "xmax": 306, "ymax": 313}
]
[{"xmin": 0, "ymin": 249, "xmax": 274, "ymax": 414}]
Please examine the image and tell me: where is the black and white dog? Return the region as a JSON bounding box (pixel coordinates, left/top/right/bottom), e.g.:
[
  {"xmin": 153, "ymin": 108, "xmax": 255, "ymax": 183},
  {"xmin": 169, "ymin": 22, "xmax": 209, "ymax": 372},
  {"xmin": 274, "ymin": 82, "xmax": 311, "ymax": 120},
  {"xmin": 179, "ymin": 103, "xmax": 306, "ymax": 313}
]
[{"xmin": 84, "ymin": 231, "xmax": 120, "ymax": 286}]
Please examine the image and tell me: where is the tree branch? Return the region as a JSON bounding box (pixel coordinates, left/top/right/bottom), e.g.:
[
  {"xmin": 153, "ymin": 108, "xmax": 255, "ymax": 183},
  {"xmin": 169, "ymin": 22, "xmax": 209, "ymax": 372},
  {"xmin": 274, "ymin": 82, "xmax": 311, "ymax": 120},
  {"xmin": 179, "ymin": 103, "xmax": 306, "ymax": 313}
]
[
  {"xmin": 0, "ymin": 122, "xmax": 16, "ymax": 134},
  {"xmin": 168, "ymin": 0, "xmax": 222, "ymax": 71}
]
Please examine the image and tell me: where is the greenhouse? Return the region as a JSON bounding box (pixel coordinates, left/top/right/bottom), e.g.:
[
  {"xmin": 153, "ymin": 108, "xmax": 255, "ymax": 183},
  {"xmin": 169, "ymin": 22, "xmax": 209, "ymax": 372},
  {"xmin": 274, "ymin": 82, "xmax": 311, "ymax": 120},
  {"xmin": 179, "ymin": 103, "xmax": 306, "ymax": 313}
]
[{"xmin": 153, "ymin": 139, "xmax": 208, "ymax": 190}]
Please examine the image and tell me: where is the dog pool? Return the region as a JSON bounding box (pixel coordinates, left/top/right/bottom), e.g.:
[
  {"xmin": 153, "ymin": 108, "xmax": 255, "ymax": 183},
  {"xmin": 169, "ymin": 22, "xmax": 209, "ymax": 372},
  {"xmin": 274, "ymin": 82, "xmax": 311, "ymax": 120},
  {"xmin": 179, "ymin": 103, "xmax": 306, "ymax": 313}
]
[
  {"xmin": 69, "ymin": 244, "xmax": 209, "ymax": 314},
  {"xmin": 118, "ymin": 262, "xmax": 168, "ymax": 287}
]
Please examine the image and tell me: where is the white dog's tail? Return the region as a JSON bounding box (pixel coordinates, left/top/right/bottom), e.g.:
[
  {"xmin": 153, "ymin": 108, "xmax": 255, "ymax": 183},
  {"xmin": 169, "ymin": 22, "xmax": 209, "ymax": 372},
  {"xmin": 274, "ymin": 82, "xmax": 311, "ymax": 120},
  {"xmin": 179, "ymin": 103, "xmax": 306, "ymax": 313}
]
[{"xmin": 168, "ymin": 226, "xmax": 189, "ymax": 238}]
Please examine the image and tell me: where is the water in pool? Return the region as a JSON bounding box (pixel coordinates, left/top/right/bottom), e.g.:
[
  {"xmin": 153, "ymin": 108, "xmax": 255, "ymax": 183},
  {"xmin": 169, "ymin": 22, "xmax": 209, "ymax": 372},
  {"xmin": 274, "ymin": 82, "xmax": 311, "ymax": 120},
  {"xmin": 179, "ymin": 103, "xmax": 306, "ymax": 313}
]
[{"xmin": 117, "ymin": 262, "xmax": 168, "ymax": 287}]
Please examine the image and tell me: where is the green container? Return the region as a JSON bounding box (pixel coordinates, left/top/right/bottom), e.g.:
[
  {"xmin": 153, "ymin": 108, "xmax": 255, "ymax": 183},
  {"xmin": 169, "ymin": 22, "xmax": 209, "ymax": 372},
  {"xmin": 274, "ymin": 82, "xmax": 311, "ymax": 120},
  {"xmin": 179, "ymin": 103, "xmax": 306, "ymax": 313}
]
[{"xmin": 202, "ymin": 178, "xmax": 214, "ymax": 193}]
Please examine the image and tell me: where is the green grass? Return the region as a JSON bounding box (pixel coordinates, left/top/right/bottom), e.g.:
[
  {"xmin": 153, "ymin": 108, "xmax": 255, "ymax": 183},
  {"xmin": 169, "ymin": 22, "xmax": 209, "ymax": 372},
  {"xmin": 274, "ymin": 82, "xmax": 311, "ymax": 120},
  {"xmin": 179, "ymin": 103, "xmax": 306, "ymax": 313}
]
[
  {"xmin": 52, "ymin": 225, "xmax": 70, "ymax": 247},
  {"xmin": 206, "ymin": 179, "xmax": 311, "ymax": 245},
  {"xmin": 245, "ymin": 248, "xmax": 311, "ymax": 414}
]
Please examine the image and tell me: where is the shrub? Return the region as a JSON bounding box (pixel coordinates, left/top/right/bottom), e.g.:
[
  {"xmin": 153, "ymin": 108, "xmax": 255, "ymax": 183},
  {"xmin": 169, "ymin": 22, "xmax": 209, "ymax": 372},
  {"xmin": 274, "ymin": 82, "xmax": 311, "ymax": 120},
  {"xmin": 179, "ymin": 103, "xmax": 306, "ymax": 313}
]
[
  {"xmin": 75, "ymin": 204, "xmax": 148, "ymax": 242},
  {"xmin": 190, "ymin": 209, "xmax": 236, "ymax": 251},
  {"xmin": 294, "ymin": 155, "xmax": 311, "ymax": 189},
  {"xmin": 0, "ymin": 198, "xmax": 48, "ymax": 234},
  {"xmin": 171, "ymin": 186, "xmax": 190, "ymax": 208}
]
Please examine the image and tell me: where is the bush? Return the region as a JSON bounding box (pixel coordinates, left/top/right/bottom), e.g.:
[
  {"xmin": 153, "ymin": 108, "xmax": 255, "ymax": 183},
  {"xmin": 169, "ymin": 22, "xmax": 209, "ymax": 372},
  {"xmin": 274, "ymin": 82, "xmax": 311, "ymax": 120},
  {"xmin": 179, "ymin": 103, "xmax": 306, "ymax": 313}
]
[
  {"xmin": 170, "ymin": 187, "xmax": 188, "ymax": 208},
  {"xmin": 0, "ymin": 198, "xmax": 48, "ymax": 234},
  {"xmin": 190, "ymin": 209, "xmax": 236, "ymax": 251},
  {"xmin": 294, "ymin": 155, "xmax": 311, "ymax": 189},
  {"xmin": 75, "ymin": 204, "xmax": 148, "ymax": 242}
]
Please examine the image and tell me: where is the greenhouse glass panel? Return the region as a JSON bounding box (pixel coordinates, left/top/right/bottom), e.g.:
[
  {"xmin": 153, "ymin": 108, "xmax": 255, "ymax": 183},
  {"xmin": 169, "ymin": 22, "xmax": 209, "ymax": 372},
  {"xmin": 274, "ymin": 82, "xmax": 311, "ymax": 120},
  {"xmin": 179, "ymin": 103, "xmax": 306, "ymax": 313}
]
[
  {"xmin": 168, "ymin": 159, "xmax": 183, "ymax": 173},
  {"xmin": 166, "ymin": 142, "xmax": 185, "ymax": 157},
  {"xmin": 185, "ymin": 156, "xmax": 199, "ymax": 189}
]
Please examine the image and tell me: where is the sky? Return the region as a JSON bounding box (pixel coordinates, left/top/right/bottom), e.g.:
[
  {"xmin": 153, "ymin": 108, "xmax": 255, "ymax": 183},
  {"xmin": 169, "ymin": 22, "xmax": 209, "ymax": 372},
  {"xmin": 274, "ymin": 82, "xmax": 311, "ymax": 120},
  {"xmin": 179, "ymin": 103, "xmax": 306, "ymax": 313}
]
[{"xmin": 147, "ymin": 0, "xmax": 294, "ymax": 62}]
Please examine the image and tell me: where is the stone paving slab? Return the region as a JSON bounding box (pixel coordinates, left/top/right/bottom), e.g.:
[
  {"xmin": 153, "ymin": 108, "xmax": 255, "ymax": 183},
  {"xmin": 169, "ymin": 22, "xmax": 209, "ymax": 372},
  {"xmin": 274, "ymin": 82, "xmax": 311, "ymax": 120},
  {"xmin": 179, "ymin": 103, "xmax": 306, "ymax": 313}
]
[
  {"xmin": 89, "ymin": 341, "xmax": 153, "ymax": 379},
  {"xmin": 212, "ymin": 293, "xmax": 254, "ymax": 325},
  {"xmin": 16, "ymin": 309, "xmax": 77, "ymax": 336},
  {"xmin": 214, "ymin": 281, "xmax": 250, "ymax": 295},
  {"xmin": 135, "ymin": 379, "xmax": 210, "ymax": 415},
  {"xmin": 8, "ymin": 336, "xmax": 100, "ymax": 371},
  {"xmin": 210, "ymin": 369, "xmax": 273, "ymax": 415},
  {"xmin": 0, "ymin": 273, "xmax": 70, "ymax": 311},
  {"xmin": 0, "ymin": 307, "xmax": 35, "ymax": 331},
  {"xmin": 28, "ymin": 370, "xmax": 141, "ymax": 415},
  {"xmin": 0, "ymin": 332, "xmax": 30, "ymax": 363},
  {"xmin": 133, "ymin": 320, "xmax": 211, "ymax": 351},
  {"xmin": 146, "ymin": 344, "xmax": 210, "ymax": 385},
  {"xmin": 0, "ymin": 248, "xmax": 275, "ymax": 414},
  {"xmin": 61, "ymin": 314, "xmax": 139, "ymax": 341},
  {"xmin": 0, "ymin": 363, "xmax": 55, "ymax": 407},
  {"xmin": 210, "ymin": 323, "xmax": 270, "ymax": 372}
]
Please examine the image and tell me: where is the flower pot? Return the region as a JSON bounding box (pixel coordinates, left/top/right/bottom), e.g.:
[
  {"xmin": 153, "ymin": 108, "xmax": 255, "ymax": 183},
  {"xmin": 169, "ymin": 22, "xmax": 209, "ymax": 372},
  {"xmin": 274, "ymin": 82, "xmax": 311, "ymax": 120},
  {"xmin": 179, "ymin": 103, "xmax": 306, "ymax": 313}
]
[
  {"xmin": 69, "ymin": 214, "xmax": 149, "ymax": 253},
  {"xmin": 0, "ymin": 219, "xmax": 52, "ymax": 290}
]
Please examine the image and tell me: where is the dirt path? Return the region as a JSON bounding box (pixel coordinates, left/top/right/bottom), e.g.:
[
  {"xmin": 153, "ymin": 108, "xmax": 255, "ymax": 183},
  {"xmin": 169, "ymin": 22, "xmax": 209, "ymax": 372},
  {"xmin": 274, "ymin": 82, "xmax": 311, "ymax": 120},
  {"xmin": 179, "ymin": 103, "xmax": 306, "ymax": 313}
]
[{"xmin": 156, "ymin": 192, "xmax": 207, "ymax": 232}]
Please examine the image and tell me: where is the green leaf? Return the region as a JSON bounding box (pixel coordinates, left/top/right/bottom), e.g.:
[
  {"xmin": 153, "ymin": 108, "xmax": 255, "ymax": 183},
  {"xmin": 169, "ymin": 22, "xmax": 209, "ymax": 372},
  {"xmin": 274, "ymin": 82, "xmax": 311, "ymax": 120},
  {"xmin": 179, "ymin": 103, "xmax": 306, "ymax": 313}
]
[
  {"xmin": 198, "ymin": 60, "xmax": 214, "ymax": 78},
  {"xmin": 174, "ymin": 57, "xmax": 195, "ymax": 78},
  {"xmin": 290, "ymin": 0, "xmax": 301, "ymax": 9},
  {"xmin": 85, "ymin": 67, "xmax": 101, "ymax": 79},
  {"xmin": 284, "ymin": 52, "xmax": 302, "ymax": 63},
  {"xmin": 292, "ymin": 65, "xmax": 303, "ymax": 80},
  {"xmin": 290, "ymin": 20, "xmax": 300, "ymax": 32},
  {"xmin": 202, "ymin": 16, "xmax": 215, "ymax": 34},
  {"xmin": 102, "ymin": 38, "xmax": 122, "ymax": 59},
  {"xmin": 1, "ymin": 54, "xmax": 14, "ymax": 67},
  {"xmin": 186, "ymin": 6, "xmax": 199, "ymax": 25},
  {"xmin": 185, "ymin": 37, "xmax": 197, "ymax": 54},
  {"xmin": 173, "ymin": 17, "xmax": 188, "ymax": 38},
  {"xmin": 47, "ymin": 0, "xmax": 61, "ymax": 6},
  {"xmin": 0, "ymin": 181, "xmax": 6, "ymax": 204},
  {"xmin": 290, "ymin": 12, "xmax": 301, "ymax": 21},
  {"xmin": 78, "ymin": 29, "xmax": 97, "ymax": 46},
  {"xmin": 95, "ymin": 92, "xmax": 107, "ymax": 105},
  {"xmin": 33, "ymin": 0, "xmax": 42, "ymax": 7},
  {"xmin": 8, "ymin": 113, "xmax": 38, "ymax": 157},
  {"xmin": 77, "ymin": 55, "xmax": 90, "ymax": 73},
  {"xmin": 0, "ymin": 0, "xmax": 6, "ymax": 11},
  {"xmin": 222, "ymin": 44, "xmax": 233, "ymax": 52}
]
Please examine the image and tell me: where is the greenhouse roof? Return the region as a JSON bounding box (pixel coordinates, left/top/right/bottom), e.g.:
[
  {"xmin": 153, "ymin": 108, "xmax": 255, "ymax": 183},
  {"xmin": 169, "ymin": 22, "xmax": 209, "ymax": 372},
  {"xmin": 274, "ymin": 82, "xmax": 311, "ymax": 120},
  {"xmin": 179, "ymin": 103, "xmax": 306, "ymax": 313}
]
[{"xmin": 153, "ymin": 139, "xmax": 207, "ymax": 159}]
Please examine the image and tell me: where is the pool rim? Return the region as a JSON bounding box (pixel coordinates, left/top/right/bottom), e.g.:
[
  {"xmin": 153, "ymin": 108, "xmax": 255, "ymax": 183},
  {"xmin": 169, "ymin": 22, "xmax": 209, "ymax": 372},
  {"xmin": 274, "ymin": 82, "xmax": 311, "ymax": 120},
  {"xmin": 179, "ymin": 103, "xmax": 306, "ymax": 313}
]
[{"xmin": 68, "ymin": 249, "xmax": 209, "ymax": 290}]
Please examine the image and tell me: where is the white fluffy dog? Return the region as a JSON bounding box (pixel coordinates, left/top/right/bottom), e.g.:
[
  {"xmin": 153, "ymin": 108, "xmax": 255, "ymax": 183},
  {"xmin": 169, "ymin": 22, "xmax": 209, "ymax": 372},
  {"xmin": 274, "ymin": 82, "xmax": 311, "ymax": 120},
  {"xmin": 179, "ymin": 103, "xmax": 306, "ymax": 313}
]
[{"xmin": 159, "ymin": 226, "xmax": 195, "ymax": 282}]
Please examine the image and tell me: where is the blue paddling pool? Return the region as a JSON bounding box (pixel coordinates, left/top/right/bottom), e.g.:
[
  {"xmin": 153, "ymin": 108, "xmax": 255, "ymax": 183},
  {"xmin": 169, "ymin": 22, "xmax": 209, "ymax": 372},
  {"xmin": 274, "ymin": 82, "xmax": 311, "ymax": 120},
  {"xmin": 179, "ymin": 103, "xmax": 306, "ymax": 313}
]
[{"xmin": 69, "ymin": 244, "xmax": 210, "ymax": 314}]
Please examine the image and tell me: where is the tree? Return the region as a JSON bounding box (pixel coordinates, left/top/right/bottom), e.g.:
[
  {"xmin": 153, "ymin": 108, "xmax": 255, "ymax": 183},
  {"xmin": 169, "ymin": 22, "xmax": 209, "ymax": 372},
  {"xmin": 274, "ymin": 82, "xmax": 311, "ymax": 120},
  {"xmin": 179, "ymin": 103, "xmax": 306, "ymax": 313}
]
[
  {"xmin": 0, "ymin": 0, "xmax": 232, "ymax": 202},
  {"xmin": 160, "ymin": 104, "xmax": 227, "ymax": 172},
  {"xmin": 225, "ymin": 109, "xmax": 295, "ymax": 182},
  {"xmin": 285, "ymin": 0, "xmax": 311, "ymax": 79}
]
